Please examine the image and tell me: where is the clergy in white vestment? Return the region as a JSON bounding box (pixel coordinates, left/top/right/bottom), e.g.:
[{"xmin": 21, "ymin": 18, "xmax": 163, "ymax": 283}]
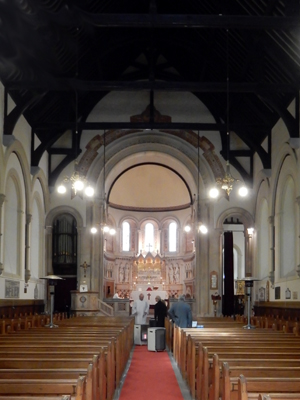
[{"xmin": 132, "ymin": 293, "xmax": 149, "ymax": 324}]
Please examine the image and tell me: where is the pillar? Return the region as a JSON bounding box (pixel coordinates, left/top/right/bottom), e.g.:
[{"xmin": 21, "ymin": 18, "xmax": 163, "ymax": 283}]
[
  {"xmin": 45, "ymin": 225, "xmax": 53, "ymax": 275},
  {"xmin": 0, "ymin": 194, "xmax": 5, "ymax": 275},
  {"xmin": 24, "ymin": 213, "xmax": 32, "ymax": 283},
  {"xmin": 268, "ymin": 215, "xmax": 275, "ymax": 286}
]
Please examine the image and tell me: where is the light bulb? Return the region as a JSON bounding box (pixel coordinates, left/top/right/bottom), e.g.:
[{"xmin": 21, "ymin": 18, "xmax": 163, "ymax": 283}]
[
  {"xmin": 85, "ymin": 186, "xmax": 95, "ymax": 197},
  {"xmin": 109, "ymin": 228, "xmax": 116, "ymax": 235},
  {"xmin": 209, "ymin": 188, "xmax": 219, "ymax": 198},
  {"xmin": 184, "ymin": 225, "xmax": 191, "ymax": 232},
  {"xmin": 199, "ymin": 224, "xmax": 208, "ymax": 234},
  {"xmin": 57, "ymin": 184, "xmax": 67, "ymax": 194},
  {"xmin": 73, "ymin": 179, "xmax": 84, "ymax": 191},
  {"xmin": 91, "ymin": 227, "xmax": 98, "ymax": 234},
  {"xmin": 103, "ymin": 225, "xmax": 110, "ymax": 233},
  {"xmin": 238, "ymin": 186, "xmax": 248, "ymax": 197}
]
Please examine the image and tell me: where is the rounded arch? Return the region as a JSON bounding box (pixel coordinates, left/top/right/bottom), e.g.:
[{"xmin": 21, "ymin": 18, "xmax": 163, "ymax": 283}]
[
  {"xmin": 216, "ymin": 207, "xmax": 254, "ymax": 231},
  {"xmin": 161, "ymin": 215, "xmax": 181, "ymax": 230},
  {"xmin": 3, "ymin": 169, "xmax": 25, "ymax": 278},
  {"xmin": 107, "ymin": 162, "xmax": 193, "ymax": 209},
  {"xmin": 83, "ymin": 132, "xmax": 213, "ymax": 202},
  {"xmin": 270, "ymin": 144, "xmax": 298, "ymax": 216},
  {"xmin": 45, "ymin": 205, "xmax": 84, "ymax": 229},
  {"xmin": 31, "ymin": 168, "xmax": 50, "ymax": 214},
  {"xmin": 118, "ymin": 215, "xmax": 140, "ymax": 229},
  {"xmin": 4, "ymin": 140, "xmax": 32, "ymax": 215}
]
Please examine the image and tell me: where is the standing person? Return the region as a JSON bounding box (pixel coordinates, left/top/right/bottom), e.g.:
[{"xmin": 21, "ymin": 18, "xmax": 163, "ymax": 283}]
[
  {"xmin": 154, "ymin": 295, "xmax": 167, "ymax": 327},
  {"xmin": 132, "ymin": 293, "xmax": 149, "ymax": 324},
  {"xmin": 168, "ymin": 295, "xmax": 192, "ymax": 328}
]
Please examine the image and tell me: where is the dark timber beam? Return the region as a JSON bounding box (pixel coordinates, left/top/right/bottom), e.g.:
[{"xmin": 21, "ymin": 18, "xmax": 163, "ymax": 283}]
[
  {"xmin": 34, "ymin": 121, "xmax": 270, "ymax": 132},
  {"xmin": 7, "ymin": 80, "xmax": 298, "ymax": 93},
  {"xmin": 71, "ymin": 10, "xmax": 300, "ymax": 30}
]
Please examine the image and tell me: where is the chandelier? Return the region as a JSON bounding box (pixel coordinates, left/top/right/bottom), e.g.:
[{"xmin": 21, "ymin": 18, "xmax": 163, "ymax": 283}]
[
  {"xmin": 209, "ymin": 29, "xmax": 248, "ymax": 200},
  {"xmin": 216, "ymin": 160, "xmax": 238, "ymax": 197},
  {"xmin": 57, "ymin": 162, "xmax": 95, "ymax": 197}
]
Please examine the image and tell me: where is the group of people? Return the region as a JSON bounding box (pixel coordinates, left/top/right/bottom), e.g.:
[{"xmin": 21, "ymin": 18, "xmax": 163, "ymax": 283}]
[{"xmin": 132, "ymin": 292, "xmax": 192, "ymax": 328}]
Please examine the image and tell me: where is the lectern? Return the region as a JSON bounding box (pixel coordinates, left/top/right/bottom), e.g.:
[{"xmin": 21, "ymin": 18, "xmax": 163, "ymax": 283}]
[
  {"xmin": 40, "ymin": 275, "xmax": 63, "ymax": 328},
  {"xmin": 242, "ymin": 277, "xmax": 260, "ymax": 329}
]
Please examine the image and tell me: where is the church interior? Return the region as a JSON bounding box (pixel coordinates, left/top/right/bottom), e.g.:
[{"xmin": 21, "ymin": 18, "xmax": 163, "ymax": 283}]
[
  {"xmin": 2, "ymin": 2, "xmax": 300, "ymax": 400},
  {"xmin": 0, "ymin": 0, "xmax": 300, "ymax": 321}
]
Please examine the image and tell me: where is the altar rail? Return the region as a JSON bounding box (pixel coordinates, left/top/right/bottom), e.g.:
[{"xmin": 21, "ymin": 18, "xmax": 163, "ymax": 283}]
[{"xmin": 104, "ymin": 299, "xmax": 130, "ymax": 316}]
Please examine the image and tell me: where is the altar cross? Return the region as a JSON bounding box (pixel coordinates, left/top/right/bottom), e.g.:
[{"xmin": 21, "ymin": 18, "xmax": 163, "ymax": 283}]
[
  {"xmin": 80, "ymin": 261, "xmax": 90, "ymax": 278},
  {"xmin": 146, "ymin": 243, "xmax": 152, "ymax": 252}
]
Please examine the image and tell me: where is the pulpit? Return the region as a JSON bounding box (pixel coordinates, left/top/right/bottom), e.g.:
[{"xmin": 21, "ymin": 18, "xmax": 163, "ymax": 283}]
[{"xmin": 70, "ymin": 291, "xmax": 101, "ymax": 316}]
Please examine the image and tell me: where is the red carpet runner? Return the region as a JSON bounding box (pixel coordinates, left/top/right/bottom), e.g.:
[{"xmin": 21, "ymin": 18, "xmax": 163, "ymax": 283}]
[{"xmin": 119, "ymin": 345, "xmax": 184, "ymax": 400}]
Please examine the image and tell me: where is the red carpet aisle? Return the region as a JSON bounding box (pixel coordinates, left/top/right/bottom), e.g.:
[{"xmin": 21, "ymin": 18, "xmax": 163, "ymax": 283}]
[{"xmin": 118, "ymin": 346, "xmax": 185, "ymax": 400}]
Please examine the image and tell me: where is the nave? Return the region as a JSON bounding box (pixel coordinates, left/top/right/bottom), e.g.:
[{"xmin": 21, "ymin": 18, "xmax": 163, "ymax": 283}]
[{"xmin": 1, "ymin": 313, "xmax": 300, "ymax": 400}]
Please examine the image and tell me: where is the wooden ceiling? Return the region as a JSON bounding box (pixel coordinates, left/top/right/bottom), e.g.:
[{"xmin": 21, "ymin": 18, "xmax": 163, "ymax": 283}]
[{"xmin": 1, "ymin": 0, "xmax": 300, "ymax": 186}]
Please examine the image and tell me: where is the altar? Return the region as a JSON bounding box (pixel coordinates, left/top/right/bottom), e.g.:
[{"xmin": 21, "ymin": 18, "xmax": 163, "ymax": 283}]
[{"xmin": 130, "ymin": 290, "xmax": 168, "ymax": 305}]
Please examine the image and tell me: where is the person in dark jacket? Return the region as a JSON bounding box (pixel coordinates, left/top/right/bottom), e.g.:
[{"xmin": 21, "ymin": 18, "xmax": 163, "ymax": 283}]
[
  {"xmin": 168, "ymin": 295, "xmax": 192, "ymax": 328},
  {"xmin": 154, "ymin": 295, "xmax": 167, "ymax": 327}
]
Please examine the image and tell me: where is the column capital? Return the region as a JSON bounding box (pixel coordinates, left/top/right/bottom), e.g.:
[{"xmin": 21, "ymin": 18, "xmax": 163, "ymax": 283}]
[
  {"xmin": 26, "ymin": 214, "xmax": 32, "ymax": 224},
  {"xmin": 0, "ymin": 194, "xmax": 5, "ymax": 207}
]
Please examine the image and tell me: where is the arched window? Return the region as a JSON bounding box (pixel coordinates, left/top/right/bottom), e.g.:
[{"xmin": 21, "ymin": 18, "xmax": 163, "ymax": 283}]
[
  {"xmin": 122, "ymin": 221, "xmax": 130, "ymax": 251},
  {"xmin": 169, "ymin": 222, "xmax": 177, "ymax": 252},
  {"xmin": 145, "ymin": 223, "xmax": 154, "ymax": 252}
]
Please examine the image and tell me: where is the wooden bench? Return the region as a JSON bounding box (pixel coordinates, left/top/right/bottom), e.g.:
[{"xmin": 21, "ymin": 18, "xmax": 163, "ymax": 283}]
[
  {"xmin": 227, "ymin": 369, "xmax": 300, "ymax": 400},
  {"xmin": 0, "ymin": 316, "xmax": 134, "ymax": 400},
  {"xmin": 172, "ymin": 326, "xmax": 300, "ymax": 400}
]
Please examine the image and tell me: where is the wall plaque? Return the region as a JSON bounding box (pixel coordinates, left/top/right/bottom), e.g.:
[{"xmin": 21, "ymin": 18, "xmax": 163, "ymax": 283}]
[
  {"xmin": 5, "ymin": 280, "xmax": 20, "ymax": 298},
  {"xmin": 210, "ymin": 271, "xmax": 218, "ymax": 290}
]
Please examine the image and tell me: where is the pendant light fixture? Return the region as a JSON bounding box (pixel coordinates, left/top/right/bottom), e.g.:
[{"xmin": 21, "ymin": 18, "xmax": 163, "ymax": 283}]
[
  {"xmin": 209, "ymin": 29, "xmax": 248, "ymax": 199},
  {"xmin": 91, "ymin": 130, "xmax": 115, "ymax": 236},
  {"xmin": 57, "ymin": 35, "xmax": 95, "ymax": 199}
]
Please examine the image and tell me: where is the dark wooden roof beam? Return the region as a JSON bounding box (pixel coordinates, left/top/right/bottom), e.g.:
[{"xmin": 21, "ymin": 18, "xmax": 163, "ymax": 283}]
[
  {"xmin": 33, "ymin": 121, "xmax": 269, "ymax": 132},
  {"xmin": 7, "ymin": 80, "xmax": 298, "ymax": 93}
]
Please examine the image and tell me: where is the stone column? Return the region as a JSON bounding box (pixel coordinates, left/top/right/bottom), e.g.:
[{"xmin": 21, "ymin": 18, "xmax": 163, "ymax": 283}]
[
  {"xmin": 137, "ymin": 229, "xmax": 142, "ymax": 253},
  {"xmin": 296, "ymin": 198, "xmax": 300, "ymax": 277},
  {"xmin": 45, "ymin": 225, "xmax": 53, "ymax": 275},
  {"xmin": 97, "ymin": 198, "xmax": 106, "ymax": 300},
  {"xmin": 195, "ymin": 200, "xmax": 210, "ymax": 316},
  {"xmin": 91, "ymin": 199, "xmax": 101, "ymax": 293},
  {"xmin": 157, "ymin": 229, "xmax": 162, "ymax": 254},
  {"xmin": 268, "ymin": 215, "xmax": 275, "ymax": 286},
  {"xmin": 24, "ymin": 213, "xmax": 32, "ymax": 283},
  {"xmin": 0, "ymin": 194, "xmax": 5, "ymax": 275},
  {"xmin": 244, "ymin": 229, "xmax": 252, "ymax": 276}
]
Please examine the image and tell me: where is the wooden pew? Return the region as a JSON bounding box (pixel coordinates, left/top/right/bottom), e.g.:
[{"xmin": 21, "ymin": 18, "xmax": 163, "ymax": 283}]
[
  {"xmin": 0, "ymin": 316, "xmax": 134, "ymax": 400},
  {"xmin": 226, "ymin": 369, "xmax": 300, "ymax": 400},
  {"xmin": 175, "ymin": 327, "xmax": 300, "ymax": 400},
  {"xmin": 210, "ymin": 355, "xmax": 300, "ymax": 400}
]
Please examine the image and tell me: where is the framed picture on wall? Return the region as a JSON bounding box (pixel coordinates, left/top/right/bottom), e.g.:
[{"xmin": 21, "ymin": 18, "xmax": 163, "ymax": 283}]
[
  {"xmin": 258, "ymin": 287, "xmax": 265, "ymax": 301},
  {"xmin": 275, "ymin": 286, "xmax": 281, "ymax": 300},
  {"xmin": 210, "ymin": 271, "xmax": 218, "ymax": 290}
]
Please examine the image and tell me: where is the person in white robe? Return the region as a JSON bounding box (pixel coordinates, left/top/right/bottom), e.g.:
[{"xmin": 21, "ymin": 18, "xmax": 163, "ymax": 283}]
[{"xmin": 132, "ymin": 293, "xmax": 149, "ymax": 324}]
